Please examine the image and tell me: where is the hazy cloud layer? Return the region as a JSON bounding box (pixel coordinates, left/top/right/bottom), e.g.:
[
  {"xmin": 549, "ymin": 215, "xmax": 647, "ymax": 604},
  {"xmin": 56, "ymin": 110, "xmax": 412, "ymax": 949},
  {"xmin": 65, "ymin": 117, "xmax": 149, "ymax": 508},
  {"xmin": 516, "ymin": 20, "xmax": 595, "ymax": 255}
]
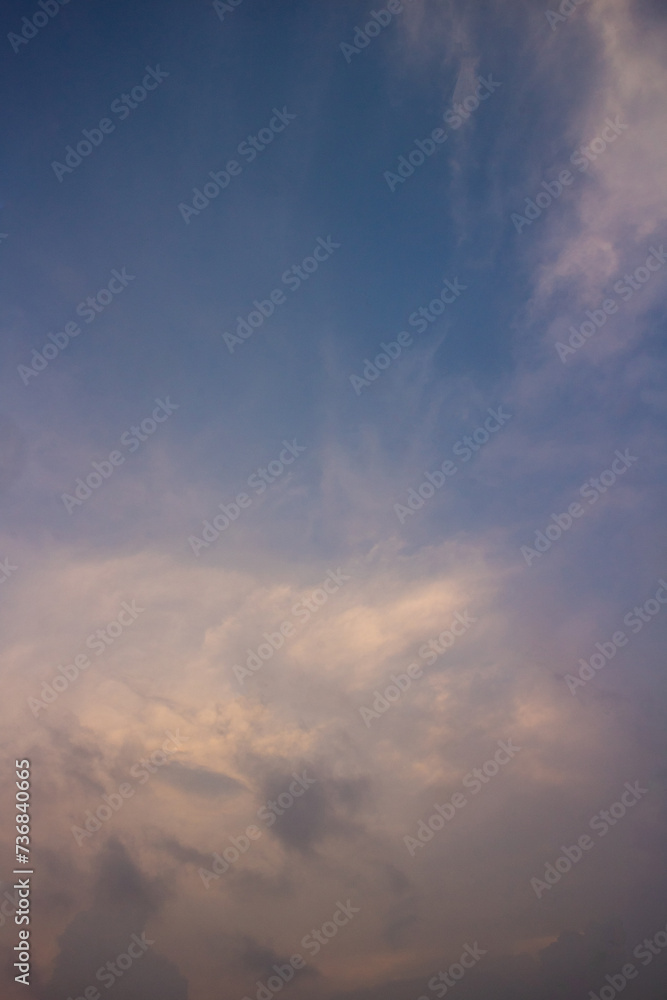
[{"xmin": 1, "ymin": 1, "xmax": 666, "ymax": 998}]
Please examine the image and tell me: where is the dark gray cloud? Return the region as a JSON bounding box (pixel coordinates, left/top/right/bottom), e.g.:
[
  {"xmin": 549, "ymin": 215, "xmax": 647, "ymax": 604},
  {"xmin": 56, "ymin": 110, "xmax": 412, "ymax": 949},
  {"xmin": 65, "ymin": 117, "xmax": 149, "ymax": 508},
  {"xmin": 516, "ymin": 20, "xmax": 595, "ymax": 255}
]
[
  {"xmin": 325, "ymin": 920, "xmax": 667, "ymax": 1000},
  {"xmin": 91, "ymin": 837, "xmax": 165, "ymax": 913},
  {"xmin": 43, "ymin": 839, "xmax": 186, "ymax": 1000},
  {"xmin": 260, "ymin": 771, "xmax": 367, "ymax": 854},
  {"xmin": 154, "ymin": 834, "xmax": 214, "ymax": 868},
  {"xmin": 156, "ymin": 759, "xmax": 247, "ymax": 797}
]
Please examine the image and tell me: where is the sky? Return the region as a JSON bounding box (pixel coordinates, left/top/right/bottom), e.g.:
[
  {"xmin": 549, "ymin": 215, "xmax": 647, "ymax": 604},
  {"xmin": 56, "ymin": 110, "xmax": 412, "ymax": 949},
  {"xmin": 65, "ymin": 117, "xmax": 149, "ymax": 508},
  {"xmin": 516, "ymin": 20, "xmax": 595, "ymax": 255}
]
[{"xmin": 1, "ymin": 0, "xmax": 667, "ymax": 998}]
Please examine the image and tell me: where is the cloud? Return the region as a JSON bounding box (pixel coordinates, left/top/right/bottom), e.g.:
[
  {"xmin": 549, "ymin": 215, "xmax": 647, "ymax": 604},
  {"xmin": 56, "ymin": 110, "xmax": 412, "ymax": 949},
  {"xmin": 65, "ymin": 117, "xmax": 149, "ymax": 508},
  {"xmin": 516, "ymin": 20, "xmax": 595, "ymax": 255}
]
[
  {"xmin": 2, "ymin": 1, "xmax": 666, "ymax": 998},
  {"xmin": 43, "ymin": 839, "xmax": 187, "ymax": 1000},
  {"xmin": 156, "ymin": 760, "xmax": 247, "ymax": 798}
]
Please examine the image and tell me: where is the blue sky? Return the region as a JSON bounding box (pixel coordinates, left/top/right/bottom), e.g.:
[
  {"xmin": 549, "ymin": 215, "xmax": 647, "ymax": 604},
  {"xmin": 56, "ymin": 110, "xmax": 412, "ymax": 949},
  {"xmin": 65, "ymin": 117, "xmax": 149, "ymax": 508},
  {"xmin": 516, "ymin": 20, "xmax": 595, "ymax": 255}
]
[{"xmin": 1, "ymin": 1, "xmax": 667, "ymax": 999}]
